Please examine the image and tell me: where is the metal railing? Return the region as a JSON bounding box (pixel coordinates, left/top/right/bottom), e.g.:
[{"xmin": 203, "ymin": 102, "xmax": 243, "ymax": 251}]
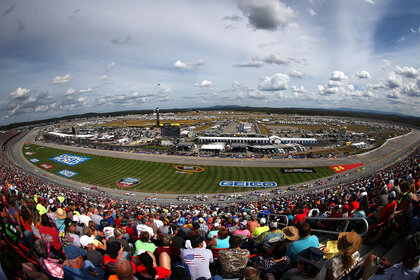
[{"xmin": 301, "ymin": 217, "xmax": 369, "ymax": 236}]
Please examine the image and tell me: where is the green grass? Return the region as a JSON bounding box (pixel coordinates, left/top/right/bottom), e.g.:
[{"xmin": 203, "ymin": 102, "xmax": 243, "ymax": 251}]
[{"xmin": 22, "ymin": 144, "xmax": 335, "ymax": 194}]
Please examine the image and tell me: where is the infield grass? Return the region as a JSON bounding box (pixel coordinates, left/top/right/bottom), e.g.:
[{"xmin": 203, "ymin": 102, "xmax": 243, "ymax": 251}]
[{"xmin": 23, "ymin": 144, "xmax": 335, "ymax": 194}]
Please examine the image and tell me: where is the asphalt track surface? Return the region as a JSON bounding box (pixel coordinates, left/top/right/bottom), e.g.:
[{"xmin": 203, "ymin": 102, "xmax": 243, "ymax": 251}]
[{"xmin": 7, "ymin": 127, "xmax": 420, "ymax": 203}]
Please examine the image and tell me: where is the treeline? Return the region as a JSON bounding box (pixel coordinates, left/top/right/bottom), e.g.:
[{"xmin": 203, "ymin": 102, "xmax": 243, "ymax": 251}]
[{"xmin": 1, "ymin": 106, "xmax": 419, "ymax": 131}]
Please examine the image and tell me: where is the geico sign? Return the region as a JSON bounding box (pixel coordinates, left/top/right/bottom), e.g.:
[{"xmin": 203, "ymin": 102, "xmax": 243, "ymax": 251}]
[{"xmin": 219, "ymin": 181, "xmax": 277, "ymax": 187}]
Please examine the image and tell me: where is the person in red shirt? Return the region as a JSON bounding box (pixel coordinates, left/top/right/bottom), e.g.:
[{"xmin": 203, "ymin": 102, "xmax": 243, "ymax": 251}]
[
  {"xmin": 39, "ymin": 213, "xmax": 62, "ymax": 252},
  {"xmin": 348, "ymin": 195, "xmax": 360, "ymax": 216},
  {"xmin": 104, "ymin": 241, "xmax": 136, "ymax": 272},
  {"xmin": 120, "ymin": 219, "xmax": 136, "ymax": 238},
  {"xmin": 293, "ymin": 208, "xmax": 308, "ymax": 224},
  {"xmin": 137, "ymin": 252, "xmax": 171, "ymax": 279},
  {"xmin": 155, "ymin": 234, "xmax": 181, "ymax": 265}
]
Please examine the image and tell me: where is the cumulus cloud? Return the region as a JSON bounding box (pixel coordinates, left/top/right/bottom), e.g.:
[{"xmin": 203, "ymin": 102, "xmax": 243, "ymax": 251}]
[
  {"xmin": 238, "ymin": 0, "xmax": 296, "ymax": 30},
  {"xmin": 234, "ymin": 54, "xmax": 289, "ymax": 68},
  {"xmin": 258, "ymin": 73, "xmax": 290, "ymax": 91},
  {"xmin": 10, "ymin": 88, "xmax": 30, "ymax": 100},
  {"xmin": 52, "ymin": 74, "xmax": 72, "ymax": 84},
  {"xmin": 386, "ymin": 72, "xmax": 402, "ymax": 89},
  {"xmin": 173, "ymin": 59, "xmax": 205, "ymax": 70},
  {"xmin": 78, "ymin": 87, "xmax": 93, "ymax": 93},
  {"xmin": 262, "ymin": 53, "xmax": 289, "ymax": 65},
  {"xmin": 307, "ymin": 8, "xmax": 317, "ymax": 16},
  {"xmin": 289, "ymin": 69, "xmax": 304, "ymax": 78},
  {"xmin": 195, "ymin": 80, "xmax": 213, "ymax": 87},
  {"xmin": 387, "ymin": 90, "xmax": 401, "ymax": 99},
  {"xmin": 66, "ymin": 88, "xmax": 76, "ymax": 95},
  {"xmin": 401, "ymin": 82, "xmax": 420, "ymax": 97},
  {"xmin": 355, "ymin": 70, "xmax": 371, "ymax": 79},
  {"xmin": 291, "ymin": 85, "xmax": 307, "ymax": 93},
  {"xmin": 395, "ymin": 66, "xmax": 418, "ymax": 79},
  {"xmin": 330, "ymin": 71, "xmax": 348, "ymax": 82},
  {"xmin": 105, "ymin": 62, "xmax": 116, "ymax": 71}
]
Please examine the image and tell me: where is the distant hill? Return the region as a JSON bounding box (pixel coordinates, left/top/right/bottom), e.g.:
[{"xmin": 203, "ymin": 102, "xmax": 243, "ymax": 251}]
[{"xmin": 1, "ymin": 106, "xmax": 419, "ymax": 131}]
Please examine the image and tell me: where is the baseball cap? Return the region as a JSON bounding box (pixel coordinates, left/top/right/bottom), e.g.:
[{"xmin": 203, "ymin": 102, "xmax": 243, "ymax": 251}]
[
  {"xmin": 64, "ymin": 217, "xmax": 76, "ymax": 227},
  {"xmin": 80, "ymin": 235, "xmax": 94, "ymax": 247},
  {"xmin": 120, "ymin": 218, "xmax": 128, "ymax": 226},
  {"xmin": 64, "ymin": 245, "xmax": 86, "ymax": 260}
]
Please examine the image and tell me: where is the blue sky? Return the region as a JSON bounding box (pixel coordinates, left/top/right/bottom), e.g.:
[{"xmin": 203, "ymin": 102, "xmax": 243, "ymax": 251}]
[{"xmin": 0, "ymin": 0, "xmax": 419, "ymax": 125}]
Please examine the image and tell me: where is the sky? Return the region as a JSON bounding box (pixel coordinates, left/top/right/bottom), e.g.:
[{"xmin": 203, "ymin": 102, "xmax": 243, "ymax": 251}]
[{"xmin": 0, "ymin": 0, "xmax": 420, "ymax": 125}]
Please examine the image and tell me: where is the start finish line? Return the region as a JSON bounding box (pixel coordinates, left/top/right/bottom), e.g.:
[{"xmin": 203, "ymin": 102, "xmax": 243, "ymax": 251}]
[{"xmin": 219, "ymin": 181, "xmax": 277, "ymax": 187}]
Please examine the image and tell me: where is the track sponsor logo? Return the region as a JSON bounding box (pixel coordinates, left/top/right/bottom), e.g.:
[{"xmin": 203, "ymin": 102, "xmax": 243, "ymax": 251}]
[
  {"xmin": 29, "ymin": 158, "xmax": 40, "ymax": 163},
  {"xmin": 50, "ymin": 154, "xmax": 91, "ymax": 166},
  {"xmin": 219, "ymin": 181, "xmax": 277, "ymax": 187},
  {"xmin": 329, "ymin": 163, "xmax": 364, "ymax": 174},
  {"xmin": 57, "ymin": 169, "xmax": 78, "ymax": 178},
  {"xmin": 117, "ymin": 177, "xmax": 141, "ymax": 188},
  {"xmin": 25, "ymin": 152, "xmax": 35, "ymax": 155},
  {"xmin": 281, "ymin": 168, "xmax": 315, "ymax": 173},
  {"xmin": 24, "ymin": 147, "xmax": 30, "ymax": 149},
  {"xmin": 40, "ymin": 163, "xmax": 54, "ymax": 170},
  {"xmin": 174, "ymin": 165, "xmax": 205, "ymax": 173}
]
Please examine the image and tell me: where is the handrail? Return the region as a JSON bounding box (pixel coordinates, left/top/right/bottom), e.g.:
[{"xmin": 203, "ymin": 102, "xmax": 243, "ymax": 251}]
[
  {"xmin": 266, "ymin": 214, "xmax": 289, "ymax": 227},
  {"xmin": 301, "ymin": 217, "xmax": 369, "ymax": 236}
]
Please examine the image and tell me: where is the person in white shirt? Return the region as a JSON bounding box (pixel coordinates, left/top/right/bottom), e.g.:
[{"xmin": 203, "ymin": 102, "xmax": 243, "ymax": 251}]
[
  {"xmin": 78, "ymin": 207, "xmax": 92, "ymax": 227},
  {"xmin": 181, "ymin": 235, "xmax": 213, "ymax": 280}
]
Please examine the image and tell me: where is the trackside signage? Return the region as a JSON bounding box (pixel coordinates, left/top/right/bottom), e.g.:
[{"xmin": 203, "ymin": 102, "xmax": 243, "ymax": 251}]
[{"xmin": 219, "ymin": 181, "xmax": 277, "ymax": 187}]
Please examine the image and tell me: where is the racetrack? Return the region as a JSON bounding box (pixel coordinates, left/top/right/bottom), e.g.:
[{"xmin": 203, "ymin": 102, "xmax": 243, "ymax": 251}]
[{"xmin": 7, "ymin": 126, "xmax": 420, "ymax": 202}]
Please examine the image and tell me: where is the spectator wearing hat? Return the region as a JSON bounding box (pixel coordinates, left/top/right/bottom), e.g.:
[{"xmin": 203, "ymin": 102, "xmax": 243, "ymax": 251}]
[
  {"xmin": 286, "ymin": 223, "xmax": 320, "ymax": 267},
  {"xmin": 62, "ymin": 217, "xmax": 81, "ymax": 248},
  {"xmin": 198, "ymin": 217, "xmax": 209, "ymax": 233},
  {"xmin": 219, "ymin": 235, "xmax": 250, "ymax": 279},
  {"xmin": 207, "ymin": 223, "xmax": 221, "ymax": 239},
  {"xmin": 181, "ymin": 235, "xmax": 214, "ymax": 280},
  {"xmin": 63, "ymin": 245, "xmax": 100, "ymax": 280},
  {"xmin": 325, "ymin": 230, "xmax": 363, "ymax": 280},
  {"xmin": 55, "ymin": 208, "xmax": 67, "ymax": 233},
  {"xmin": 80, "ymin": 235, "xmax": 104, "ymax": 268},
  {"xmin": 281, "ymin": 247, "xmax": 326, "ymax": 280},
  {"xmin": 257, "ymin": 221, "xmax": 284, "ymax": 248},
  {"xmin": 39, "ymin": 213, "xmax": 62, "ymax": 252},
  {"xmin": 233, "ymin": 220, "xmax": 252, "ymax": 239}
]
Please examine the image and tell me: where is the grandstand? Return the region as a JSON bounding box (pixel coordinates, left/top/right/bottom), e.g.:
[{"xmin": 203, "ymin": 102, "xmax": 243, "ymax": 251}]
[{"xmin": 1, "ymin": 128, "xmax": 420, "ymax": 280}]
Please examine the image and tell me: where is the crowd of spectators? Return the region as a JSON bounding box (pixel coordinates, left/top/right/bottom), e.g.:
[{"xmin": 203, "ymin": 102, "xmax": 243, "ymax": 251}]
[{"xmin": 0, "ymin": 138, "xmax": 419, "ymax": 279}]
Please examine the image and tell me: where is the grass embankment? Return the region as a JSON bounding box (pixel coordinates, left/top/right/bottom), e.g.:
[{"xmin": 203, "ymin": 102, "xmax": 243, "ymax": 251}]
[{"xmin": 23, "ymin": 144, "xmax": 335, "ymax": 194}]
